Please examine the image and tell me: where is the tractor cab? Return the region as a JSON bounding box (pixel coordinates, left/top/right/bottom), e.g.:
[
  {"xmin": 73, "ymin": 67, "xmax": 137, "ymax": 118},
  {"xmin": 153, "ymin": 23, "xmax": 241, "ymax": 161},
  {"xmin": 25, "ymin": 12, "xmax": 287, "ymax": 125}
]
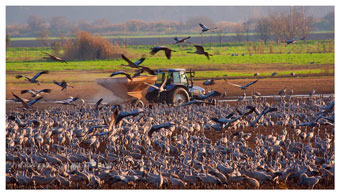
[{"xmin": 145, "ymin": 68, "xmax": 205, "ymax": 104}]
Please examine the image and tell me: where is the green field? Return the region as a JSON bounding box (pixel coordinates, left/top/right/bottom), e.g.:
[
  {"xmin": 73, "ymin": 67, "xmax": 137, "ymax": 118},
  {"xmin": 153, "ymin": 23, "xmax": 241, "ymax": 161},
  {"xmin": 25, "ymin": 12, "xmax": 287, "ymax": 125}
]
[{"xmin": 6, "ymin": 40, "xmax": 334, "ymax": 79}]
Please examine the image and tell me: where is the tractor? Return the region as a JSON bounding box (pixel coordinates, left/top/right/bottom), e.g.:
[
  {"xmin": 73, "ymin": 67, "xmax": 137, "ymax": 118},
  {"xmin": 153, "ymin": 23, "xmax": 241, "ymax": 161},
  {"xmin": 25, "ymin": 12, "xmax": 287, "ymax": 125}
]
[{"xmin": 96, "ymin": 68, "xmax": 205, "ymax": 106}]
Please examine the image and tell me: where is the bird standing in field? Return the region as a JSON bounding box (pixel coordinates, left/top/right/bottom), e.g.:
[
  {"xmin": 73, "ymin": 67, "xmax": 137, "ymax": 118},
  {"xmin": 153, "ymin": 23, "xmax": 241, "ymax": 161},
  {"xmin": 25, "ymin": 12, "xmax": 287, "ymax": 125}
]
[
  {"xmin": 227, "ymin": 79, "xmax": 259, "ymax": 90},
  {"xmin": 53, "ymin": 80, "xmax": 74, "ymax": 91},
  {"xmin": 21, "ymin": 89, "xmax": 51, "ymax": 97},
  {"xmin": 199, "ymin": 23, "xmax": 217, "ymax": 33},
  {"xmin": 42, "ymin": 52, "xmax": 68, "ymax": 63},
  {"xmin": 16, "ymin": 71, "xmax": 49, "ymax": 85},
  {"xmin": 203, "ymin": 79, "xmax": 215, "ymax": 85},
  {"xmin": 109, "ymin": 71, "xmax": 132, "ymax": 80},
  {"xmin": 174, "ymin": 36, "xmax": 191, "ymax": 44},
  {"xmin": 188, "ymin": 45, "xmax": 212, "ymax": 60},
  {"xmin": 121, "ymin": 54, "xmax": 145, "ymax": 68},
  {"xmin": 150, "ymin": 46, "xmax": 176, "ymax": 59},
  {"xmin": 272, "ymin": 72, "xmax": 278, "ymax": 76}
]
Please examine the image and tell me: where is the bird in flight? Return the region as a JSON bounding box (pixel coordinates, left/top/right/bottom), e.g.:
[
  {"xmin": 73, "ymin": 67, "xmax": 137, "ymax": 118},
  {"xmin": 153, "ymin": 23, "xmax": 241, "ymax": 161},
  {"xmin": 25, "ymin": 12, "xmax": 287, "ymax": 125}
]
[
  {"xmin": 20, "ymin": 89, "xmax": 51, "ymax": 97},
  {"xmin": 150, "ymin": 46, "xmax": 176, "ymax": 59},
  {"xmin": 114, "ymin": 108, "xmax": 144, "ymax": 126},
  {"xmin": 148, "ymin": 122, "xmax": 175, "ymax": 137},
  {"xmin": 109, "ymin": 71, "xmax": 132, "ymax": 80},
  {"xmin": 53, "ymin": 80, "xmax": 74, "ymax": 91},
  {"xmin": 174, "ymin": 36, "xmax": 191, "ymax": 44},
  {"xmin": 284, "ymin": 36, "xmax": 305, "ymax": 45},
  {"xmin": 188, "ymin": 45, "xmax": 212, "ymax": 60},
  {"xmin": 132, "ymin": 66, "xmax": 156, "ymax": 78},
  {"xmin": 42, "ymin": 52, "xmax": 68, "ymax": 63},
  {"xmin": 199, "ymin": 23, "xmax": 217, "ymax": 33},
  {"xmin": 144, "ymin": 77, "xmax": 168, "ymax": 93},
  {"xmin": 227, "ymin": 79, "xmax": 259, "ymax": 90},
  {"xmin": 121, "ymin": 54, "xmax": 145, "ymax": 68},
  {"xmin": 16, "ymin": 71, "xmax": 49, "ymax": 85},
  {"xmin": 94, "ymin": 98, "xmax": 104, "ymax": 111},
  {"xmin": 12, "ymin": 92, "xmax": 43, "ymax": 109},
  {"xmin": 195, "ymin": 90, "xmax": 221, "ymax": 100},
  {"xmin": 54, "ymin": 96, "xmax": 79, "ymax": 106}
]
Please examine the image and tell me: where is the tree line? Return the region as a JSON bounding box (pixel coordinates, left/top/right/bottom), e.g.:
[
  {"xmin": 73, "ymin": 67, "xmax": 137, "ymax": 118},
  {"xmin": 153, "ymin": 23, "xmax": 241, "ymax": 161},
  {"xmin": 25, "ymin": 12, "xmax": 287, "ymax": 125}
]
[{"xmin": 6, "ymin": 7, "xmax": 333, "ymax": 44}]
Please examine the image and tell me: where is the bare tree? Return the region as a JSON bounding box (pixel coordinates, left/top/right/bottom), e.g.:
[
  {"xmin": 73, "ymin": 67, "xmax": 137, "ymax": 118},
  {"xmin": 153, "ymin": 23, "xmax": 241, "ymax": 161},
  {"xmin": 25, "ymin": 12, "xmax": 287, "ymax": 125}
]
[
  {"xmin": 256, "ymin": 18, "xmax": 271, "ymax": 44},
  {"xmin": 50, "ymin": 16, "xmax": 71, "ymax": 35},
  {"xmin": 233, "ymin": 24, "xmax": 243, "ymax": 43},
  {"xmin": 268, "ymin": 13, "xmax": 286, "ymax": 44},
  {"xmin": 243, "ymin": 20, "xmax": 251, "ymax": 42},
  {"xmin": 282, "ymin": 7, "xmax": 314, "ymax": 41},
  {"xmin": 6, "ymin": 34, "xmax": 11, "ymax": 49},
  {"xmin": 37, "ymin": 28, "xmax": 50, "ymax": 47},
  {"xmin": 27, "ymin": 15, "xmax": 48, "ymax": 33},
  {"xmin": 216, "ymin": 29, "xmax": 224, "ymax": 46}
]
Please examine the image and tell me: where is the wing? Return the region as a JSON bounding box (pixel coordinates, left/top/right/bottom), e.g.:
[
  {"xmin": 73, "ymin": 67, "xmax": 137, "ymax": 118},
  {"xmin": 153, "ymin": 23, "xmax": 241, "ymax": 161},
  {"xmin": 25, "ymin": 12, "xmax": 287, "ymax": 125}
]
[
  {"xmin": 164, "ymin": 48, "xmax": 172, "ymax": 59},
  {"xmin": 39, "ymin": 89, "xmax": 51, "ymax": 94},
  {"xmin": 110, "ymin": 71, "xmax": 131, "ymax": 80},
  {"xmin": 95, "ymin": 98, "xmax": 104, "ymax": 111},
  {"xmin": 32, "ymin": 71, "xmax": 49, "ymax": 80},
  {"xmin": 12, "ymin": 93, "xmax": 29, "ymax": 108},
  {"xmin": 134, "ymin": 57, "xmax": 145, "ymax": 66},
  {"xmin": 227, "ymin": 82, "xmax": 242, "ymax": 88},
  {"xmin": 42, "ymin": 51, "xmax": 53, "ymax": 57},
  {"xmin": 121, "ymin": 54, "xmax": 134, "ymax": 65},
  {"xmin": 123, "ymin": 73, "xmax": 132, "ymax": 80},
  {"xmin": 148, "ymin": 127, "xmax": 159, "ymax": 137},
  {"xmin": 16, "ymin": 75, "xmax": 29, "ymax": 80},
  {"xmin": 159, "ymin": 77, "xmax": 168, "ymax": 90},
  {"xmin": 27, "ymin": 97, "xmax": 43, "ymax": 106},
  {"xmin": 263, "ymin": 107, "xmax": 277, "ymax": 116},
  {"xmin": 53, "ymin": 80, "xmax": 61, "ymax": 86},
  {"xmin": 199, "ymin": 23, "xmax": 207, "ymax": 29},
  {"xmin": 184, "ymin": 36, "xmax": 191, "ymax": 41},
  {"xmin": 144, "ymin": 82, "xmax": 160, "ymax": 90},
  {"xmin": 194, "ymin": 45, "xmax": 204, "ymax": 53},
  {"xmin": 70, "ymin": 97, "xmax": 79, "ymax": 103},
  {"xmin": 115, "ymin": 108, "xmax": 143, "ymax": 125},
  {"xmin": 244, "ymin": 79, "xmax": 259, "ymax": 88},
  {"xmin": 21, "ymin": 89, "xmax": 32, "ymax": 95},
  {"xmin": 150, "ymin": 47, "xmax": 161, "ymax": 55},
  {"xmin": 132, "ymin": 69, "xmax": 144, "ymax": 78},
  {"xmin": 141, "ymin": 66, "xmax": 155, "ymax": 75}
]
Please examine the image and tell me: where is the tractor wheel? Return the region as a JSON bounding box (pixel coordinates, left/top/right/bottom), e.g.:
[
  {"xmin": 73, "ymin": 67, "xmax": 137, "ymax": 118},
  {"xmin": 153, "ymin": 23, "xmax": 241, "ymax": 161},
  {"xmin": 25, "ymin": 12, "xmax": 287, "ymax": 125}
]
[{"xmin": 168, "ymin": 87, "xmax": 189, "ymax": 105}]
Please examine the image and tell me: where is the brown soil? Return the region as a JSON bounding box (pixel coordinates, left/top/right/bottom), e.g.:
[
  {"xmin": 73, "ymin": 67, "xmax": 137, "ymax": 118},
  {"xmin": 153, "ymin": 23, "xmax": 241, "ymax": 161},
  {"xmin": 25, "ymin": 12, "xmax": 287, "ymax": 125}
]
[{"xmin": 6, "ymin": 72, "xmax": 334, "ymax": 104}]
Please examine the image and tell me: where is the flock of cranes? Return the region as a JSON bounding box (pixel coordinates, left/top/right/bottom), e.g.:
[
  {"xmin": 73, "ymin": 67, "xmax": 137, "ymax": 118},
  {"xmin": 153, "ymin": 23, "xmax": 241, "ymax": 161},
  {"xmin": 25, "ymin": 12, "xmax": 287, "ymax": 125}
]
[
  {"xmin": 6, "ymin": 91, "xmax": 334, "ymax": 189},
  {"xmin": 6, "ymin": 21, "xmax": 334, "ymax": 190}
]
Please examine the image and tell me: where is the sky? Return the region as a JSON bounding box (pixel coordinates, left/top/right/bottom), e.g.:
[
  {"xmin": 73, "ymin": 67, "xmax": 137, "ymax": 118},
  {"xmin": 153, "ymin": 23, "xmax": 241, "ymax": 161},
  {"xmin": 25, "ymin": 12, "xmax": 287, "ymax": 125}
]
[{"xmin": 6, "ymin": 6, "xmax": 334, "ymax": 25}]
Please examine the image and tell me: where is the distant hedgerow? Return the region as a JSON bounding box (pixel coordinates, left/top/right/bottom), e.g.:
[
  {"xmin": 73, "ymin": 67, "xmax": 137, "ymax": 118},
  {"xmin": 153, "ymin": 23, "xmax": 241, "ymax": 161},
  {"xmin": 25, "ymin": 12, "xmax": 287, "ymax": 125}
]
[{"xmin": 63, "ymin": 31, "xmax": 126, "ymax": 60}]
